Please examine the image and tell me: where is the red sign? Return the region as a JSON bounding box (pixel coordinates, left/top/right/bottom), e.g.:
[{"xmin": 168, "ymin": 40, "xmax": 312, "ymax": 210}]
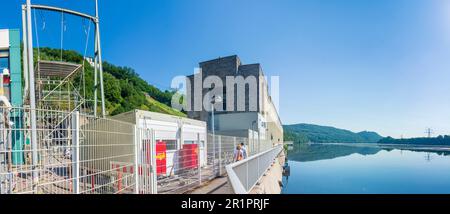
[
  {"xmin": 3, "ymin": 76, "xmax": 10, "ymax": 84},
  {"xmin": 155, "ymin": 141, "xmax": 167, "ymax": 176},
  {"xmin": 181, "ymin": 144, "xmax": 198, "ymax": 170}
]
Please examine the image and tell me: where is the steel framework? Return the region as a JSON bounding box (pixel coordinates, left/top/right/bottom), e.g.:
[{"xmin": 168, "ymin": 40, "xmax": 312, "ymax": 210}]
[
  {"xmin": 21, "ymin": 0, "xmax": 107, "ymax": 191},
  {"xmin": 22, "ymin": 0, "xmax": 106, "ymax": 118}
]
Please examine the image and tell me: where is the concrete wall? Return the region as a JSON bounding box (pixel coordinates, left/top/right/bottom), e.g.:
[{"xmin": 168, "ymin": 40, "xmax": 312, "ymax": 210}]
[
  {"xmin": 214, "ymin": 112, "xmax": 258, "ymax": 131},
  {"xmin": 186, "ymin": 55, "xmax": 284, "ymax": 146}
]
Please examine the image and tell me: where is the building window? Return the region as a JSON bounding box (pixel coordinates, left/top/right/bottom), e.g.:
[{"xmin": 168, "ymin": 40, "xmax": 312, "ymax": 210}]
[
  {"xmin": 158, "ymin": 139, "xmax": 177, "ymax": 151},
  {"xmin": 0, "ymin": 57, "xmax": 9, "ymax": 70},
  {"xmin": 184, "ymin": 140, "xmax": 198, "ymax": 145},
  {"xmin": 222, "ymin": 86, "xmax": 227, "ymax": 110},
  {"xmin": 201, "ymin": 141, "xmax": 205, "ymax": 148}
]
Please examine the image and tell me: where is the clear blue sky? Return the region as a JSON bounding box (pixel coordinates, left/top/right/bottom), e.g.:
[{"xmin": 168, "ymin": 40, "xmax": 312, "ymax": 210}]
[{"xmin": 1, "ymin": 0, "xmax": 450, "ymax": 138}]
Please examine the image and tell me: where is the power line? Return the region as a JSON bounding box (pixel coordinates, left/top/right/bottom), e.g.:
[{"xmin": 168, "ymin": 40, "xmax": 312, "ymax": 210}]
[{"xmin": 425, "ymin": 128, "xmax": 434, "ymax": 138}]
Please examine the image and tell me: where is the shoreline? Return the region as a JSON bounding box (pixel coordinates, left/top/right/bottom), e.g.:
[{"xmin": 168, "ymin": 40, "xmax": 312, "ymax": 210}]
[{"xmin": 307, "ymin": 142, "xmax": 450, "ymax": 152}]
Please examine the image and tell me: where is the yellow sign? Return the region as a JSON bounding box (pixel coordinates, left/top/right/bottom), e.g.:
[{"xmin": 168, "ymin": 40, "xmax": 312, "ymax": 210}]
[{"xmin": 156, "ymin": 152, "xmax": 166, "ymax": 161}]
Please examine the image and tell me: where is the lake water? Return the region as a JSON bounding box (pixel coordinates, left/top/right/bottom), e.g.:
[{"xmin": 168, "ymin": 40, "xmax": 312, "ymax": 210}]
[{"xmin": 282, "ymin": 144, "xmax": 450, "ymax": 194}]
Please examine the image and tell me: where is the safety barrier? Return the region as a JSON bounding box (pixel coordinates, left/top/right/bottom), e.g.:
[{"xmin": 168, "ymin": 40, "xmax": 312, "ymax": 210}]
[
  {"xmin": 0, "ymin": 106, "xmax": 276, "ymax": 194},
  {"xmin": 226, "ymin": 144, "xmax": 283, "ymax": 194},
  {"xmin": 0, "ymin": 107, "xmax": 137, "ymax": 194}
]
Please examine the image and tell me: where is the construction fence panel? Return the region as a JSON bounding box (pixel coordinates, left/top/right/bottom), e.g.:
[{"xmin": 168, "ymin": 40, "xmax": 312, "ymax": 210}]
[
  {"xmin": 152, "ymin": 130, "xmax": 203, "ymax": 194},
  {"xmin": 0, "ymin": 107, "xmax": 138, "ymax": 194},
  {"xmin": 135, "ymin": 128, "xmax": 156, "ymax": 194},
  {"xmin": 78, "ymin": 114, "xmax": 137, "ymax": 194},
  {"xmin": 1, "ymin": 106, "xmax": 276, "ymax": 195},
  {"xmin": 1, "ymin": 107, "xmax": 78, "ymax": 194},
  {"xmin": 248, "ymin": 138, "xmax": 273, "ymax": 157},
  {"xmin": 204, "ymin": 134, "xmax": 248, "ymax": 180}
]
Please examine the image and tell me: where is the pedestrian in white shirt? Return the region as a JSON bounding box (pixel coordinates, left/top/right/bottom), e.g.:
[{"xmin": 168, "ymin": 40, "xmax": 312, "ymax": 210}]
[{"xmin": 240, "ymin": 143, "xmax": 248, "ymax": 159}]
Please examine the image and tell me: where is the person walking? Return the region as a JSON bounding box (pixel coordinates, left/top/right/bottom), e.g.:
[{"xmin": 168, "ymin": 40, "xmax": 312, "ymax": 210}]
[
  {"xmin": 234, "ymin": 145, "xmax": 243, "ymax": 162},
  {"xmin": 240, "ymin": 143, "xmax": 248, "ymax": 159}
]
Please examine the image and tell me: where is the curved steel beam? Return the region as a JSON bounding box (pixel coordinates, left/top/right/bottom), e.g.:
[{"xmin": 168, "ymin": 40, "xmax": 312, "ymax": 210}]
[{"xmin": 26, "ymin": 4, "xmax": 98, "ymax": 22}]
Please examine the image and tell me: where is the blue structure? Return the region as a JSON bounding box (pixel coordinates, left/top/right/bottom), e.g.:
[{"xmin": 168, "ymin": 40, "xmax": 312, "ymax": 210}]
[{"xmin": 0, "ymin": 29, "xmax": 24, "ymax": 165}]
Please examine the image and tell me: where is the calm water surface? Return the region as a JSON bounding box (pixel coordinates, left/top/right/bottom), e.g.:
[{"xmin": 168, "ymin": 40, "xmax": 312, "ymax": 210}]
[{"xmin": 282, "ymin": 144, "xmax": 450, "ymax": 194}]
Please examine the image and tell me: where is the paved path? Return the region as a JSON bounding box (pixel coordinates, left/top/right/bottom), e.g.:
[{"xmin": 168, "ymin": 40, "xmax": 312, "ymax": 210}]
[{"xmin": 187, "ymin": 177, "xmax": 233, "ymax": 194}]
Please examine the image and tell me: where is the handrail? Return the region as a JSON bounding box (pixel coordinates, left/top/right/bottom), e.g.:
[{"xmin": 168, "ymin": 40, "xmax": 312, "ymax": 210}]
[{"xmin": 226, "ymin": 144, "xmax": 283, "ymax": 194}]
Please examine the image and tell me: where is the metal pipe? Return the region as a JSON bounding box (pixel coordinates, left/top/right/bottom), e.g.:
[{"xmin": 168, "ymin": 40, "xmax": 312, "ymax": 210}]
[
  {"xmin": 29, "ymin": 4, "xmax": 97, "ymax": 22},
  {"xmin": 133, "ymin": 126, "xmax": 138, "ymax": 194},
  {"xmin": 93, "ymin": 33, "xmax": 98, "ymax": 117},
  {"xmin": 26, "ymin": 0, "xmax": 39, "ymax": 193},
  {"xmin": 71, "ymin": 111, "xmax": 80, "ymax": 194},
  {"xmin": 22, "ymin": 5, "xmax": 29, "ymax": 103},
  {"xmin": 252, "ymin": 120, "xmax": 256, "ymax": 153},
  {"xmin": 6, "ymin": 111, "xmax": 13, "ymax": 194},
  {"xmin": 211, "ymin": 103, "xmax": 216, "ymax": 175},
  {"xmin": 95, "ymin": 0, "xmax": 106, "ymax": 118},
  {"xmin": 197, "ymin": 133, "xmax": 201, "ymax": 184}
]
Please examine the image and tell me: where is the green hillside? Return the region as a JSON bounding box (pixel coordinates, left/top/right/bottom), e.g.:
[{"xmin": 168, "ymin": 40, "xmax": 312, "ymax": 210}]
[
  {"xmin": 145, "ymin": 95, "xmax": 186, "ymax": 117},
  {"xmin": 378, "ymin": 135, "xmax": 450, "ymax": 146},
  {"xmin": 284, "ymin": 124, "xmax": 383, "ymax": 144},
  {"xmin": 35, "ymin": 47, "xmax": 186, "ymax": 117}
]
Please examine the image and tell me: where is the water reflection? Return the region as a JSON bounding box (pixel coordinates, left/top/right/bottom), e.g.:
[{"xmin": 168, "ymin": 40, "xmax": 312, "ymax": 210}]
[
  {"xmin": 288, "ymin": 144, "xmax": 382, "ymax": 162},
  {"xmin": 283, "ymin": 143, "xmax": 450, "ymax": 194}
]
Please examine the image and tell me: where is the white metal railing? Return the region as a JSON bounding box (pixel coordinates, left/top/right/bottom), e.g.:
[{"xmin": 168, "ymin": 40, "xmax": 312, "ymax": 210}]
[{"xmin": 226, "ymin": 144, "xmax": 283, "ymax": 194}]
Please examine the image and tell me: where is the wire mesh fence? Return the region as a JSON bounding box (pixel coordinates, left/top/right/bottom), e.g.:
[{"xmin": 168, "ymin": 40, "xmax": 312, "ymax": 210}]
[
  {"xmin": 153, "ymin": 133, "xmax": 252, "ymax": 194},
  {"xmin": 0, "ymin": 106, "xmax": 138, "ymax": 194},
  {"xmin": 0, "ymin": 107, "xmax": 77, "ymax": 194},
  {"xmin": 78, "ymin": 113, "xmax": 137, "ymax": 194},
  {"xmin": 202, "ymin": 134, "xmax": 273, "ymax": 181},
  {"xmin": 1, "ymin": 106, "xmax": 276, "ymax": 194}
]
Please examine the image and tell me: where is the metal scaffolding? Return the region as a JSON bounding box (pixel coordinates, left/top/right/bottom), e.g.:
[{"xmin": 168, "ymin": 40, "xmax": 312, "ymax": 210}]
[
  {"xmin": 20, "ymin": 0, "xmax": 107, "ymax": 193},
  {"xmin": 22, "ymin": 0, "xmax": 106, "ymax": 118}
]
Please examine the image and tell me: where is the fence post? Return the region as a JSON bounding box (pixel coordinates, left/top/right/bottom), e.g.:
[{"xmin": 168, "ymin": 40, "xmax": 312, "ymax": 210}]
[
  {"xmin": 218, "ymin": 135, "xmax": 222, "ymax": 176},
  {"xmin": 246, "ymin": 161, "xmax": 249, "ymax": 192},
  {"xmin": 133, "ymin": 126, "xmax": 139, "ymax": 194},
  {"xmin": 71, "ymin": 111, "xmax": 80, "ymax": 194},
  {"xmin": 212, "ymin": 134, "xmax": 216, "ymax": 176},
  {"xmin": 197, "ymin": 133, "xmax": 201, "ymax": 184},
  {"xmin": 258, "ymin": 131, "xmax": 261, "ymax": 153},
  {"xmin": 233, "ymin": 137, "xmax": 236, "ymax": 153},
  {"xmin": 257, "ymin": 152, "xmax": 260, "ymax": 176},
  {"xmin": 151, "ymin": 130, "xmax": 157, "ymax": 194}
]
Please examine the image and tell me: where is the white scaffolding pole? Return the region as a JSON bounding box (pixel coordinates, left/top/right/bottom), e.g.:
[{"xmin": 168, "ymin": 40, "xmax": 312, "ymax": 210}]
[
  {"xmin": 95, "ymin": 0, "xmax": 106, "ymax": 118},
  {"xmin": 25, "ymin": 0, "xmax": 39, "ymax": 193}
]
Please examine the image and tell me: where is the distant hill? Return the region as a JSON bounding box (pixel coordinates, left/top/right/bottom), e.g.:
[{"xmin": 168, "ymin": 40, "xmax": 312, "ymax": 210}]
[
  {"xmin": 378, "ymin": 135, "xmax": 450, "ymax": 146},
  {"xmin": 36, "ymin": 47, "xmax": 186, "ymax": 117},
  {"xmin": 284, "ymin": 124, "xmax": 383, "ymax": 144},
  {"xmin": 357, "ymin": 131, "xmax": 384, "ymax": 143}
]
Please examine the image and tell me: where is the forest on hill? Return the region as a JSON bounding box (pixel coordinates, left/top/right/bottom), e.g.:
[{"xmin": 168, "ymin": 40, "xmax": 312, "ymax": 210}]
[
  {"xmin": 284, "ymin": 123, "xmax": 383, "ymax": 144},
  {"xmin": 36, "ymin": 47, "xmax": 185, "ymax": 117}
]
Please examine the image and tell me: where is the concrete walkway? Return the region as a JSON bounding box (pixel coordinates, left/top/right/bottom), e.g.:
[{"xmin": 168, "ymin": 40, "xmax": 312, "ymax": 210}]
[
  {"xmin": 187, "ymin": 177, "xmax": 233, "ymax": 194},
  {"xmin": 249, "ymin": 152, "xmax": 285, "ymax": 194},
  {"xmin": 187, "ymin": 150, "xmax": 286, "ymax": 194}
]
